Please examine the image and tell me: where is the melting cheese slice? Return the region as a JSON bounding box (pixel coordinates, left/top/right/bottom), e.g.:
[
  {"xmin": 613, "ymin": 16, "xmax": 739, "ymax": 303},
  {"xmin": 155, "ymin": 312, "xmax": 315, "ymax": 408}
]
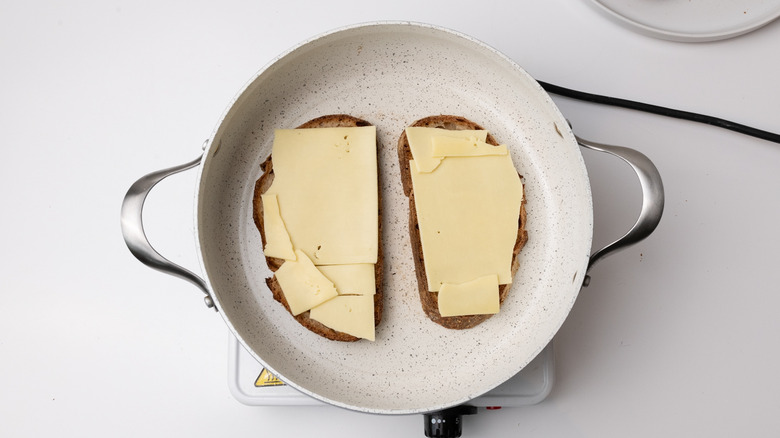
[
  {"xmin": 265, "ymin": 126, "xmax": 378, "ymax": 265},
  {"xmin": 274, "ymin": 250, "xmax": 338, "ymax": 316},
  {"xmin": 409, "ymin": 154, "xmax": 523, "ymax": 292},
  {"xmin": 405, "ymin": 127, "xmax": 487, "ymax": 173},
  {"xmin": 260, "ymin": 193, "xmax": 296, "ymax": 260},
  {"xmin": 437, "ymin": 274, "xmax": 500, "ymax": 317},
  {"xmin": 309, "ymin": 295, "xmax": 375, "ymax": 341},
  {"xmin": 317, "ymin": 264, "xmax": 376, "ymax": 295},
  {"xmin": 431, "ymin": 136, "xmax": 508, "ymax": 158}
]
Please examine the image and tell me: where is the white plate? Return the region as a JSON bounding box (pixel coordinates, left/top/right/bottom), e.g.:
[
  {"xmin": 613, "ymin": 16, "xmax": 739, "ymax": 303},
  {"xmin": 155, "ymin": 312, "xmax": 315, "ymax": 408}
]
[{"xmin": 588, "ymin": 0, "xmax": 780, "ymax": 42}]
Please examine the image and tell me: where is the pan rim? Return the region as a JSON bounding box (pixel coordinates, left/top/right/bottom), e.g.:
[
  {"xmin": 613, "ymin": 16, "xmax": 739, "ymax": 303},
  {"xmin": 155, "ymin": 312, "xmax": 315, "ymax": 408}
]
[{"xmin": 193, "ymin": 21, "xmax": 592, "ymax": 415}]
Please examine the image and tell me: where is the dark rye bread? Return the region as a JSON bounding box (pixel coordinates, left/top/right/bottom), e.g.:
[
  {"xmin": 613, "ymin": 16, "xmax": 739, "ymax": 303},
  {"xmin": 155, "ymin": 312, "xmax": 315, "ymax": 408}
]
[
  {"xmin": 397, "ymin": 115, "xmax": 528, "ymax": 329},
  {"xmin": 252, "ymin": 114, "xmax": 382, "ymax": 342}
]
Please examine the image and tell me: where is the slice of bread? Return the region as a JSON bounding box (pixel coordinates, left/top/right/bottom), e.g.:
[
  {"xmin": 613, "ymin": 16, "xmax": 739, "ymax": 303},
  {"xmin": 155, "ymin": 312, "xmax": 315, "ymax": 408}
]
[
  {"xmin": 252, "ymin": 114, "xmax": 382, "ymax": 342},
  {"xmin": 397, "ymin": 115, "xmax": 528, "ymax": 329}
]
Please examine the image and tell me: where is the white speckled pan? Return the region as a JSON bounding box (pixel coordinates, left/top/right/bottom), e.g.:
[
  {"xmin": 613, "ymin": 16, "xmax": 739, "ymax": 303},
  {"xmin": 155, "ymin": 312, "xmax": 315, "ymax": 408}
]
[{"xmin": 196, "ymin": 22, "xmax": 592, "ymax": 414}]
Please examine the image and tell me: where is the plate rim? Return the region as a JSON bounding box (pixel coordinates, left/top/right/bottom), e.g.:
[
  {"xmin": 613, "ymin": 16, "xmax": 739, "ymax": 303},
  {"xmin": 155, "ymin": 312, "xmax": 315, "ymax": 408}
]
[{"xmin": 587, "ymin": 0, "xmax": 780, "ymax": 42}]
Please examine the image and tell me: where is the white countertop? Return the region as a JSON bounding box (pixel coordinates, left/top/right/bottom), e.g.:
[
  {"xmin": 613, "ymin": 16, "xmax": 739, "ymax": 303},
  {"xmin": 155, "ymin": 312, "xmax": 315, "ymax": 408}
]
[{"xmin": 3, "ymin": 1, "xmax": 780, "ymax": 436}]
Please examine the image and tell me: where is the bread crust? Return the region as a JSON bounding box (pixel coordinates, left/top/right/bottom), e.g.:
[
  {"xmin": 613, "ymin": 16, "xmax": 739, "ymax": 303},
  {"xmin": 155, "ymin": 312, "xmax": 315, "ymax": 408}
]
[
  {"xmin": 397, "ymin": 115, "xmax": 528, "ymax": 329},
  {"xmin": 252, "ymin": 114, "xmax": 382, "ymax": 342}
]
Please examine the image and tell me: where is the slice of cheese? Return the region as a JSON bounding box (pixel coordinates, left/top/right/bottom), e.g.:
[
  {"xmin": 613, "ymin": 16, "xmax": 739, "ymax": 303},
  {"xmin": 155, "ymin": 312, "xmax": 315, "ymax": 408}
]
[
  {"xmin": 273, "ymin": 250, "xmax": 338, "ymax": 316},
  {"xmin": 265, "ymin": 126, "xmax": 378, "ymax": 265},
  {"xmin": 409, "ymin": 154, "xmax": 523, "ymax": 292},
  {"xmin": 260, "ymin": 193, "xmax": 296, "ymax": 260},
  {"xmin": 405, "ymin": 127, "xmax": 487, "ymax": 173},
  {"xmin": 309, "ymin": 295, "xmax": 375, "ymax": 341},
  {"xmin": 431, "ymin": 136, "xmax": 508, "ymax": 158},
  {"xmin": 437, "ymin": 274, "xmax": 500, "ymax": 317},
  {"xmin": 317, "ymin": 264, "xmax": 376, "ymax": 295}
]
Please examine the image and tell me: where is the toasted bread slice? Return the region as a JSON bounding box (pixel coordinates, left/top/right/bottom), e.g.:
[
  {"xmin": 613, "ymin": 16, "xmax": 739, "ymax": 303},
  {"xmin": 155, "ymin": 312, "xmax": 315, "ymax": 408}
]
[
  {"xmin": 252, "ymin": 114, "xmax": 382, "ymax": 342},
  {"xmin": 398, "ymin": 115, "xmax": 528, "ymax": 329}
]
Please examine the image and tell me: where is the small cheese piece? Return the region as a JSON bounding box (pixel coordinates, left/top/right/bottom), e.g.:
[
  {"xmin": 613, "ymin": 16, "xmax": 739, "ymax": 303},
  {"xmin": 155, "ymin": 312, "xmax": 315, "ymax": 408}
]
[
  {"xmin": 437, "ymin": 275, "xmax": 500, "ymax": 317},
  {"xmin": 274, "ymin": 250, "xmax": 338, "ymax": 316},
  {"xmin": 260, "ymin": 193, "xmax": 296, "ymax": 260},
  {"xmin": 405, "ymin": 127, "xmax": 488, "ymax": 173},
  {"xmin": 309, "ymin": 295, "xmax": 375, "ymax": 341},
  {"xmin": 409, "ymin": 154, "xmax": 523, "ymax": 291},
  {"xmin": 265, "ymin": 126, "xmax": 378, "ymax": 265},
  {"xmin": 317, "ymin": 264, "xmax": 376, "ymax": 295},
  {"xmin": 431, "ymin": 136, "xmax": 508, "ymax": 158}
]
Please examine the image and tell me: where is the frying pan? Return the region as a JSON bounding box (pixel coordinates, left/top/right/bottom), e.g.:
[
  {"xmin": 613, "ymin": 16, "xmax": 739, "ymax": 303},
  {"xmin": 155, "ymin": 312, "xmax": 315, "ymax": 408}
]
[{"xmin": 120, "ymin": 22, "xmax": 663, "ymax": 414}]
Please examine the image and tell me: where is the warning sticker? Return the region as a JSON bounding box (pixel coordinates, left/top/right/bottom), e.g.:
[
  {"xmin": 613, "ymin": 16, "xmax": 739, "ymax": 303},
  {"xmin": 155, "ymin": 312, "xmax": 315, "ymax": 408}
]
[{"xmin": 255, "ymin": 368, "xmax": 285, "ymax": 387}]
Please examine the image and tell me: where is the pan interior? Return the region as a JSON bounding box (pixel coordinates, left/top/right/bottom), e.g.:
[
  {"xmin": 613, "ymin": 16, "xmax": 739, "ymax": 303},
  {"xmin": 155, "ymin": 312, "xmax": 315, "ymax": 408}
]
[{"xmin": 196, "ymin": 22, "xmax": 592, "ymax": 414}]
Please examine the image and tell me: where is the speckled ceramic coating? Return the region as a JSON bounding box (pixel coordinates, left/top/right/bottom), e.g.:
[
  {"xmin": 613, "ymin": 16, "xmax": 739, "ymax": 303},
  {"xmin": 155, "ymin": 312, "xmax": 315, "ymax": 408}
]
[{"xmin": 195, "ymin": 22, "xmax": 593, "ymax": 414}]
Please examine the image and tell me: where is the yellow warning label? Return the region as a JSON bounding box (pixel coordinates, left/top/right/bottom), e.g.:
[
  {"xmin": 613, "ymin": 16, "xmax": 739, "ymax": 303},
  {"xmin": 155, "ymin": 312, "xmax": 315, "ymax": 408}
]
[{"xmin": 255, "ymin": 368, "xmax": 286, "ymax": 387}]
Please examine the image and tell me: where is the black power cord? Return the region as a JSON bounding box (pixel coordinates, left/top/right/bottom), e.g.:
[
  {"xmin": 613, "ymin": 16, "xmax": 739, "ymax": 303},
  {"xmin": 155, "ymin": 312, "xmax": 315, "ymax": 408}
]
[{"xmin": 537, "ymin": 81, "xmax": 780, "ymax": 145}]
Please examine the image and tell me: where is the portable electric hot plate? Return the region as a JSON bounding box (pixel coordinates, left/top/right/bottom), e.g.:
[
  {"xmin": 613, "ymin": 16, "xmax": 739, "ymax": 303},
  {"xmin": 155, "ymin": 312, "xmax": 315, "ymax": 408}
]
[
  {"xmin": 228, "ymin": 335, "xmax": 554, "ymax": 437},
  {"xmin": 228, "ymin": 336, "xmax": 554, "ymax": 408}
]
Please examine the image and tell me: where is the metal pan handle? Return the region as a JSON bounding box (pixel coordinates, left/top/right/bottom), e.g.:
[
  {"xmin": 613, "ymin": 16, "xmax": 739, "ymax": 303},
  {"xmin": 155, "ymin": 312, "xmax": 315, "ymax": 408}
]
[
  {"xmin": 576, "ymin": 135, "xmax": 665, "ymax": 286},
  {"xmin": 120, "ymin": 154, "xmax": 216, "ymax": 309}
]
